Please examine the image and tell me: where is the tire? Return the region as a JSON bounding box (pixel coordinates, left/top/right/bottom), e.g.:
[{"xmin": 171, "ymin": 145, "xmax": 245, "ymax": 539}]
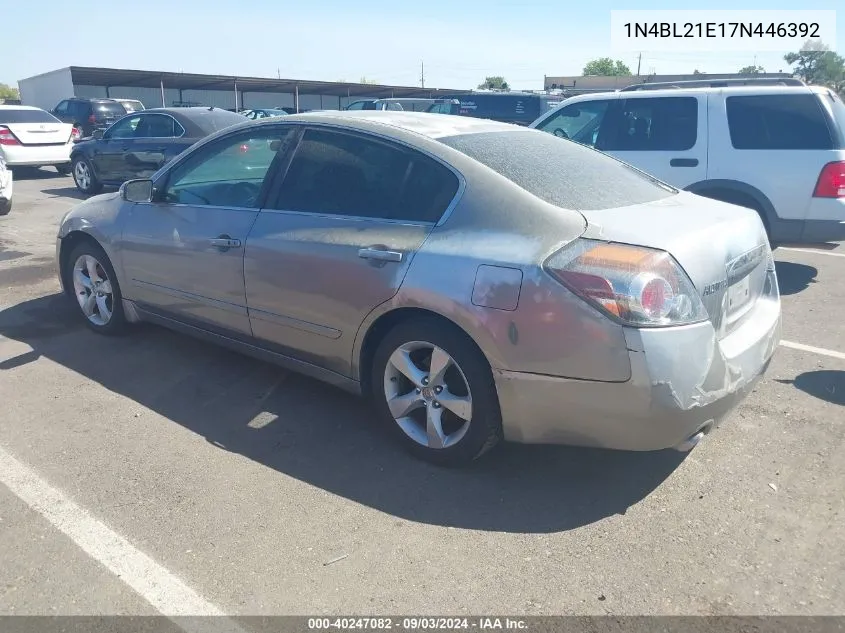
[
  {"xmin": 370, "ymin": 318, "xmax": 502, "ymax": 466},
  {"xmin": 0, "ymin": 198, "xmax": 10, "ymax": 216},
  {"xmin": 72, "ymin": 157, "xmax": 102, "ymax": 195},
  {"xmin": 55, "ymin": 164, "xmax": 71, "ymax": 176},
  {"xmin": 64, "ymin": 240, "xmax": 126, "ymax": 335}
]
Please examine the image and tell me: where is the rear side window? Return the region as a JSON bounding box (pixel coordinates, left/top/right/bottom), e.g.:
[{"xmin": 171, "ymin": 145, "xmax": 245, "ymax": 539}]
[
  {"xmin": 95, "ymin": 101, "xmax": 129, "ymax": 115},
  {"xmin": 604, "ymin": 97, "xmax": 698, "ymax": 151},
  {"xmin": 275, "ymin": 128, "xmax": 458, "ymax": 222},
  {"xmin": 439, "ymin": 130, "xmax": 676, "ymax": 211},
  {"xmin": 726, "ymin": 94, "xmax": 834, "ymax": 150},
  {"xmin": 0, "ymin": 109, "xmax": 60, "ymax": 124}
]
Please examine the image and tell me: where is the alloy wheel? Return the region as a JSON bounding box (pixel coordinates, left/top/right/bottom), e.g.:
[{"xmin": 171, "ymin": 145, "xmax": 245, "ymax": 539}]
[
  {"xmin": 72, "ymin": 254, "xmax": 114, "ymax": 326},
  {"xmin": 382, "ymin": 341, "xmax": 473, "ymax": 449},
  {"xmin": 74, "ymin": 161, "xmax": 91, "ymax": 191}
]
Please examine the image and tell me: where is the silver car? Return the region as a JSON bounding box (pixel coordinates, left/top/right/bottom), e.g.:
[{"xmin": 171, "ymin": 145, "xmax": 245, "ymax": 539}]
[{"xmin": 55, "ymin": 111, "xmax": 781, "ymax": 465}]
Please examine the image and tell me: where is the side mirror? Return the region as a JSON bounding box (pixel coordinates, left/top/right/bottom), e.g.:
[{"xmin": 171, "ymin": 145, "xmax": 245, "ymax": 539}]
[
  {"xmin": 92, "ymin": 129, "xmax": 104, "ymax": 140},
  {"xmin": 121, "ymin": 179, "xmax": 153, "ymax": 203}
]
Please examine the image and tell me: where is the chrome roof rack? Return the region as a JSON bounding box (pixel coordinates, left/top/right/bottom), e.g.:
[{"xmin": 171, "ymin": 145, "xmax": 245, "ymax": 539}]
[{"xmin": 620, "ymin": 77, "xmax": 805, "ymax": 91}]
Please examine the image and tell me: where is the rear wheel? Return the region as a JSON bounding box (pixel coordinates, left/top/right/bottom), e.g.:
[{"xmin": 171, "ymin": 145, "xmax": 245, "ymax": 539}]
[
  {"xmin": 0, "ymin": 198, "xmax": 10, "ymax": 216},
  {"xmin": 370, "ymin": 318, "xmax": 502, "ymax": 466},
  {"xmin": 72, "ymin": 157, "xmax": 102, "ymax": 195},
  {"xmin": 55, "ymin": 164, "xmax": 71, "ymax": 176}
]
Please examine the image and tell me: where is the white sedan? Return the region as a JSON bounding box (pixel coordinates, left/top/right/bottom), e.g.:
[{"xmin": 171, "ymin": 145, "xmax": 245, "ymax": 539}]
[
  {"xmin": 0, "ymin": 105, "xmax": 79, "ymax": 174},
  {"xmin": 0, "ymin": 154, "xmax": 11, "ymax": 216}
]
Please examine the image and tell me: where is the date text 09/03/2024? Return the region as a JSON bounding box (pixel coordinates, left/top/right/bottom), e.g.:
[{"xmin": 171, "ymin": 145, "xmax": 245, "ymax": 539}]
[
  {"xmin": 307, "ymin": 618, "xmax": 529, "ymax": 630},
  {"xmin": 623, "ymin": 22, "xmax": 820, "ymax": 38}
]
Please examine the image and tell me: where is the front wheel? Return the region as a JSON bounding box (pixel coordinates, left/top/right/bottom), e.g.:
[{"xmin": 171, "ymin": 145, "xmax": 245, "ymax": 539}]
[
  {"xmin": 65, "ymin": 241, "xmax": 126, "ymax": 334},
  {"xmin": 72, "ymin": 157, "xmax": 102, "ymax": 195},
  {"xmin": 370, "ymin": 318, "xmax": 502, "ymax": 466}
]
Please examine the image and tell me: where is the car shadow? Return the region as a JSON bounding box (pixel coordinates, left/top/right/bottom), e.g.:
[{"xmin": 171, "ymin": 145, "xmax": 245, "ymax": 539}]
[
  {"xmin": 774, "ymin": 260, "xmax": 818, "ymax": 296},
  {"xmin": 776, "ymin": 371, "xmax": 844, "ymax": 406},
  {"xmin": 10, "ymin": 167, "xmax": 68, "ymax": 180},
  {"xmin": 41, "ymin": 187, "xmax": 89, "ymax": 200},
  {"xmin": 0, "ymin": 293, "xmax": 687, "ymax": 534}
]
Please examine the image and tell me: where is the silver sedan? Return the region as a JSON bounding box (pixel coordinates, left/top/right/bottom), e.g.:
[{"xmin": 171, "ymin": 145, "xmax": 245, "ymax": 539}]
[{"xmin": 55, "ymin": 111, "xmax": 781, "ymax": 465}]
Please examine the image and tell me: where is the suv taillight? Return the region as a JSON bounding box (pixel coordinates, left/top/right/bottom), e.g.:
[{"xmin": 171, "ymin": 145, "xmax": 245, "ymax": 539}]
[
  {"xmin": 813, "ymin": 161, "xmax": 845, "ymax": 198},
  {"xmin": 0, "ymin": 126, "xmax": 20, "ymax": 146},
  {"xmin": 71, "ymin": 127, "xmax": 81, "ymax": 141}
]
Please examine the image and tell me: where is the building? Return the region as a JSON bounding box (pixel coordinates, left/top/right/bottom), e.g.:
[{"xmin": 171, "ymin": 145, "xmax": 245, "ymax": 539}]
[
  {"xmin": 543, "ymin": 72, "xmax": 794, "ymax": 96},
  {"xmin": 17, "ymin": 66, "xmax": 467, "ymax": 113}
]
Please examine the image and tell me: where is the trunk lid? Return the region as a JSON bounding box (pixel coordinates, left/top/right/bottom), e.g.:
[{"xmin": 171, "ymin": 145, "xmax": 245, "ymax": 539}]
[
  {"xmin": 579, "ymin": 191, "xmax": 772, "ymax": 337},
  {"xmin": 4, "ymin": 122, "xmax": 73, "ymax": 145}
]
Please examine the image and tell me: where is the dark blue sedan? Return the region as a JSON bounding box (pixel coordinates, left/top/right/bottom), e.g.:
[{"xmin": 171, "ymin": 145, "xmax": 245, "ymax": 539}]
[{"xmin": 70, "ymin": 107, "xmax": 245, "ymax": 194}]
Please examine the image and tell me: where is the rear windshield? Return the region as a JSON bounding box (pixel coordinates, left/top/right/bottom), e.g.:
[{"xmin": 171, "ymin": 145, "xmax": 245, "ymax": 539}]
[
  {"xmin": 439, "ymin": 130, "xmax": 676, "ymax": 211},
  {"xmin": 192, "ymin": 109, "xmax": 249, "ymax": 134},
  {"xmin": 0, "ymin": 109, "xmax": 60, "ymax": 124},
  {"xmin": 95, "ymin": 101, "xmax": 129, "ymax": 115}
]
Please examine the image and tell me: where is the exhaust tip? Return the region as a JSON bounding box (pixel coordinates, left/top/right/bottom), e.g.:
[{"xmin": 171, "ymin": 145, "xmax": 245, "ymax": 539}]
[{"xmin": 674, "ymin": 420, "xmax": 714, "ymax": 452}]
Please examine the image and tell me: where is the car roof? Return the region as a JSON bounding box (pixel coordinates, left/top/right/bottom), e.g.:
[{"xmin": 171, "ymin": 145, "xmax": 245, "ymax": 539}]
[{"xmin": 273, "ymin": 110, "xmax": 520, "ymax": 140}]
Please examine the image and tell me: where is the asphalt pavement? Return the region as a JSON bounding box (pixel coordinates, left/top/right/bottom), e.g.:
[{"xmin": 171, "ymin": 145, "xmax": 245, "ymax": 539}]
[{"xmin": 0, "ymin": 169, "xmax": 843, "ymax": 618}]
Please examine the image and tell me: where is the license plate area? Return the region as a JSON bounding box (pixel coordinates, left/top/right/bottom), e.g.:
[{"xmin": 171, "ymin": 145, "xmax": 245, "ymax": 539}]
[{"xmin": 727, "ymin": 274, "xmax": 752, "ymax": 314}]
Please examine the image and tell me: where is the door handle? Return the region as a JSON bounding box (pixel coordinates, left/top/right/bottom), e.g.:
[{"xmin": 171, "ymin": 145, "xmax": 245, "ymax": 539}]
[
  {"xmin": 210, "ymin": 236, "xmax": 242, "ymax": 249},
  {"xmin": 670, "ymin": 158, "xmax": 699, "ymax": 167},
  {"xmin": 358, "ymin": 248, "xmax": 403, "ymax": 262}
]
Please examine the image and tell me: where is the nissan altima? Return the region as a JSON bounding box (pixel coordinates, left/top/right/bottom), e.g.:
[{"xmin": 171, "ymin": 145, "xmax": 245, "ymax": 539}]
[{"xmin": 55, "ymin": 111, "xmax": 781, "ymax": 465}]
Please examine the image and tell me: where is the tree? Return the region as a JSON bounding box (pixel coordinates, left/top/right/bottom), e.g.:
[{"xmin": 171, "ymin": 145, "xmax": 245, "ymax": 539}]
[
  {"xmin": 693, "ymin": 69, "xmax": 703, "ymax": 75},
  {"xmin": 738, "ymin": 65, "xmax": 765, "ymax": 74},
  {"xmin": 359, "ymin": 76, "xmax": 378, "ymax": 85},
  {"xmin": 0, "ymin": 83, "xmax": 19, "ymax": 100},
  {"xmin": 582, "ymin": 58, "xmax": 631, "ymax": 76},
  {"xmin": 784, "ymin": 40, "xmax": 845, "ymax": 93},
  {"xmin": 477, "ymin": 76, "xmax": 509, "ymax": 90}
]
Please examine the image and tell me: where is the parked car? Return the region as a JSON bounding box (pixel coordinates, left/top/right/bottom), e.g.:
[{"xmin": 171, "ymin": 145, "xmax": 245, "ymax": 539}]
[
  {"xmin": 0, "ymin": 154, "xmax": 12, "ymax": 216},
  {"xmin": 50, "ymin": 98, "xmax": 128, "ymax": 138},
  {"xmin": 345, "ymin": 98, "xmax": 440, "ymax": 112},
  {"xmin": 241, "ymin": 108, "xmax": 289, "ymax": 120},
  {"xmin": 530, "ymin": 79, "xmax": 845, "ymax": 245},
  {"xmin": 114, "ymin": 98, "xmax": 145, "ymax": 113},
  {"xmin": 426, "ymin": 92, "xmax": 563, "ymax": 125},
  {"xmin": 56, "ymin": 111, "xmax": 780, "ymax": 465},
  {"xmin": 69, "ymin": 107, "xmax": 245, "ymax": 194},
  {"xmin": 0, "ymin": 105, "xmax": 78, "ymax": 175}
]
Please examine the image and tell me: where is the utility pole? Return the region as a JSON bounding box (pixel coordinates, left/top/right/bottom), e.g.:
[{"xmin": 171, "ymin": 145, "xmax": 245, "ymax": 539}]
[
  {"xmin": 420, "ymin": 61, "xmax": 425, "ymax": 89},
  {"xmin": 277, "ymin": 68, "xmax": 281, "ymax": 79},
  {"xmin": 637, "ymin": 52, "xmax": 642, "ymax": 76}
]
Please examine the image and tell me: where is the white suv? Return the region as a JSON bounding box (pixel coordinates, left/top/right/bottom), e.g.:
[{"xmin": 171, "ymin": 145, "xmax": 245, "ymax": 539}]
[{"xmin": 530, "ymin": 81, "xmax": 845, "ymax": 244}]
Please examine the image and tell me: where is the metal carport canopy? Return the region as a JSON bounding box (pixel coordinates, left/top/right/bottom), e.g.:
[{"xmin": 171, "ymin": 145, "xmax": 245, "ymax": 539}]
[{"xmin": 68, "ymin": 66, "xmax": 466, "ymax": 98}]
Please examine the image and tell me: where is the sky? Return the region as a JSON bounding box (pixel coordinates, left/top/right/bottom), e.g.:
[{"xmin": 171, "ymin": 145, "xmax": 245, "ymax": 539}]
[{"xmin": 3, "ymin": 0, "xmax": 843, "ymax": 91}]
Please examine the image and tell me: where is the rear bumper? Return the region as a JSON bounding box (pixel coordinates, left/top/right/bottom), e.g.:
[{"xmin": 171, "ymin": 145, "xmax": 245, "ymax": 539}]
[
  {"xmin": 2, "ymin": 144, "xmax": 72, "ymax": 167},
  {"xmin": 495, "ymin": 296, "xmax": 781, "ymax": 451},
  {"xmin": 799, "ymin": 219, "xmax": 845, "ymax": 243}
]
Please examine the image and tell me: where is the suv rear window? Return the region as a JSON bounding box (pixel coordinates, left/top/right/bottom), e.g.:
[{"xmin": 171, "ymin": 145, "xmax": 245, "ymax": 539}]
[
  {"xmin": 94, "ymin": 101, "xmax": 129, "ymax": 115},
  {"xmin": 0, "ymin": 109, "xmax": 60, "ymax": 124},
  {"xmin": 726, "ymin": 94, "xmax": 834, "ymax": 150},
  {"xmin": 440, "ymin": 130, "xmax": 676, "ymax": 211}
]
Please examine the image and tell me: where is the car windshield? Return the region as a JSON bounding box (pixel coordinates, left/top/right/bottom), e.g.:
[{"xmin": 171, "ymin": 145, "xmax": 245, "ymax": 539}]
[
  {"xmin": 439, "ymin": 130, "xmax": 677, "ymax": 211},
  {"xmin": 0, "ymin": 109, "xmax": 60, "ymax": 124}
]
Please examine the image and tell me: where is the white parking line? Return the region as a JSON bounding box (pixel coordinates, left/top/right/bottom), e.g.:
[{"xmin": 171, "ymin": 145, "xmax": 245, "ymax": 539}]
[
  {"xmin": 781, "ymin": 340, "xmax": 845, "ymax": 361},
  {"xmin": 778, "ymin": 247, "xmax": 845, "ymax": 258},
  {"xmin": 0, "ymin": 445, "xmax": 245, "ymax": 632}
]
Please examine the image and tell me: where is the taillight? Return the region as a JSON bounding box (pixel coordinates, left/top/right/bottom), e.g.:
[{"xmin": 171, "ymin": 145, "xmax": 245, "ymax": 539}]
[
  {"xmin": 71, "ymin": 127, "xmax": 81, "ymax": 141},
  {"xmin": 88, "ymin": 114, "xmax": 96, "ymax": 123},
  {"xmin": 813, "ymin": 161, "xmax": 845, "ymax": 198},
  {"xmin": 544, "ymin": 239, "xmax": 708, "ymax": 327},
  {"xmin": 0, "ymin": 126, "xmax": 20, "ymax": 146}
]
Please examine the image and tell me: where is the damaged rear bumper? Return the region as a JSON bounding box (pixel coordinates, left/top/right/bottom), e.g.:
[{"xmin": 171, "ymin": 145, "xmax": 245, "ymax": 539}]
[{"xmin": 495, "ymin": 296, "xmax": 781, "ymax": 451}]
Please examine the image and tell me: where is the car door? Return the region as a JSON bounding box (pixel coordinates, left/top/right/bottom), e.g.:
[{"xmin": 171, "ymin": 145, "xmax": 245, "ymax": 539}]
[
  {"xmin": 120, "ymin": 113, "xmax": 186, "ymax": 181},
  {"xmin": 119, "ymin": 126, "xmax": 294, "ymax": 336},
  {"xmin": 599, "ymin": 94, "xmax": 707, "ymax": 188},
  {"xmin": 243, "ymin": 126, "xmax": 461, "ymax": 376},
  {"xmin": 90, "ymin": 114, "xmax": 142, "ymax": 183}
]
